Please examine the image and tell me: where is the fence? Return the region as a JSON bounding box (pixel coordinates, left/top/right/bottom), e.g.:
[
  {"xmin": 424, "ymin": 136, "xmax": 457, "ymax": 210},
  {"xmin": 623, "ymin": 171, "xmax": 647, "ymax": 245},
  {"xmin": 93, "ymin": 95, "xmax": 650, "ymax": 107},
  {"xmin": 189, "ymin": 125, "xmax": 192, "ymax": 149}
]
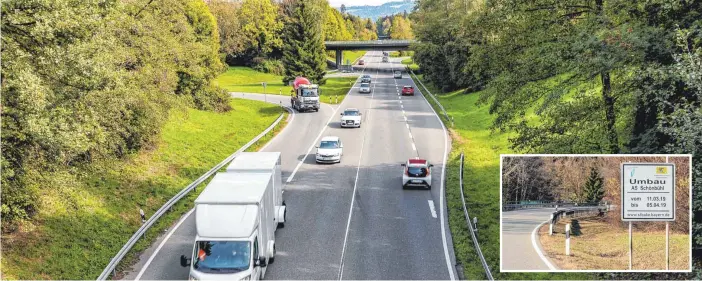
[
  {"xmin": 97, "ymin": 110, "xmax": 288, "ymax": 280},
  {"xmin": 458, "ymin": 152, "xmax": 494, "ymax": 280},
  {"xmin": 407, "ymin": 68, "xmax": 454, "ymax": 127}
]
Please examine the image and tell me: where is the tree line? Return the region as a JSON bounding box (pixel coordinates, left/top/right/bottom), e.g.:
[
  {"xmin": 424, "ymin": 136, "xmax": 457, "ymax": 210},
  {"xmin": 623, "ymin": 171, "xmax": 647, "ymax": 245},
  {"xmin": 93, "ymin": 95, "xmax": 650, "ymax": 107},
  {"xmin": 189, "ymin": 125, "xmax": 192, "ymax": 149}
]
[{"xmin": 413, "ymin": 0, "xmax": 700, "ymax": 277}]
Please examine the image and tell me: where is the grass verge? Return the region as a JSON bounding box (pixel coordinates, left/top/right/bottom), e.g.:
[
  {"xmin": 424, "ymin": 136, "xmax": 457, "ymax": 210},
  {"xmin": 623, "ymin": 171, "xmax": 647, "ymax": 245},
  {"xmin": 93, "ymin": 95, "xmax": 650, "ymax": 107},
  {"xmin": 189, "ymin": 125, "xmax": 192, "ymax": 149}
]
[
  {"xmin": 401, "ymin": 57, "xmax": 419, "ymax": 71},
  {"xmin": 215, "ymin": 66, "xmax": 357, "ymax": 104},
  {"xmin": 408, "ymin": 72, "xmax": 592, "ymax": 280},
  {"xmin": 327, "ymin": 50, "xmax": 366, "ymax": 65},
  {"xmin": 0, "ymin": 99, "xmax": 286, "ymax": 279},
  {"xmin": 539, "ymin": 217, "xmax": 690, "ymax": 270}
]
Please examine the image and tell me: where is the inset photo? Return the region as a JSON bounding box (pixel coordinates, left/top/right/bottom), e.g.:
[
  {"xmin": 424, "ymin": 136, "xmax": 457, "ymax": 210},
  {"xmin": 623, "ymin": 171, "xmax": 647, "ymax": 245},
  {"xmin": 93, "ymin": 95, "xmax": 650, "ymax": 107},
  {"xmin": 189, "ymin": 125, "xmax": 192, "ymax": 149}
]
[{"xmin": 500, "ymin": 154, "xmax": 692, "ymax": 272}]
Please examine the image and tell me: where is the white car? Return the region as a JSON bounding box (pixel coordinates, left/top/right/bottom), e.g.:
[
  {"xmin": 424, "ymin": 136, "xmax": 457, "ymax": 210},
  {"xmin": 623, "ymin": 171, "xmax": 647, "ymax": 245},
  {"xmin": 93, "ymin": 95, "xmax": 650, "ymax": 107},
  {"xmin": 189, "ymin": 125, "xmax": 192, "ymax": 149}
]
[
  {"xmin": 359, "ymin": 82, "xmax": 371, "ymax": 93},
  {"xmin": 401, "ymin": 158, "xmax": 433, "ymax": 189},
  {"xmin": 340, "ymin": 108, "xmax": 362, "ymax": 128},
  {"xmin": 315, "ymin": 136, "xmax": 343, "ymax": 164},
  {"xmin": 394, "ymin": 71, "xmax": 402, "ymax": 79}
]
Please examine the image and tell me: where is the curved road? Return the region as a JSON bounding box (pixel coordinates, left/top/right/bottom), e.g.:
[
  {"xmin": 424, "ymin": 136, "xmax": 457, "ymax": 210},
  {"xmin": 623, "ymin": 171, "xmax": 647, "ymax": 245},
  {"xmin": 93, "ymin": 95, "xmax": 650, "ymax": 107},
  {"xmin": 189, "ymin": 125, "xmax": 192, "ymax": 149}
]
[
  {"xmin": 500, "ymin": 208, "xmax": 557, "ymax": 271},
  {"xmin": 123, "ymin": 51, "xmax": 457, "ymax": 280}
]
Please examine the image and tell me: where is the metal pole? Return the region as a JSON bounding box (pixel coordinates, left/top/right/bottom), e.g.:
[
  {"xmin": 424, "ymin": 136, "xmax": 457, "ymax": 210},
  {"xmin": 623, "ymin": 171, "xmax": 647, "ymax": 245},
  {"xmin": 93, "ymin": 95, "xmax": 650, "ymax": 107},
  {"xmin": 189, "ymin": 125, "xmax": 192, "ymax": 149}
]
[
  {"xmin": 549, "ymin": 214, "xmax": 554, "ymax": 235},
  {"xmin": 629, "ymin": 222, "xmax": 634, "ymax": 270},
  {"xmin": 473, "ymin": 217, "xmax": 478, "ymax": 235},
  {"xmin": 666, "ymin": 155, "xmax": 669, "ymax": 271},
  {"xmin": 565, "ymin": 223, "xmax": 571, "ymax": 256}
]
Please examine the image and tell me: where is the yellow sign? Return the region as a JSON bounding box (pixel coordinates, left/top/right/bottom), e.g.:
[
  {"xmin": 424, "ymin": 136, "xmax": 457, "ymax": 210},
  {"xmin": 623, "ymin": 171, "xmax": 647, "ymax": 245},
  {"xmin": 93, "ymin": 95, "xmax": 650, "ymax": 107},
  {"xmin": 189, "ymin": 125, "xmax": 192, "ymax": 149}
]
[{"xmin": 656, "ymin": 166, "xmax": 668, "ymax": 174}]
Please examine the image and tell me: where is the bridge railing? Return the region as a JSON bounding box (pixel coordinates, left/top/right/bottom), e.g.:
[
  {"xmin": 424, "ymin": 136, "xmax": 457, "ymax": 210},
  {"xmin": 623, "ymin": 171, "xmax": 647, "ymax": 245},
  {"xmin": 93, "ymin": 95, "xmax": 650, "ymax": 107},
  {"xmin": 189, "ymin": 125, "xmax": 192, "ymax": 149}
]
[{"xmin": 97, "ymin": 107, "xmax": 289, "ymax": 280}]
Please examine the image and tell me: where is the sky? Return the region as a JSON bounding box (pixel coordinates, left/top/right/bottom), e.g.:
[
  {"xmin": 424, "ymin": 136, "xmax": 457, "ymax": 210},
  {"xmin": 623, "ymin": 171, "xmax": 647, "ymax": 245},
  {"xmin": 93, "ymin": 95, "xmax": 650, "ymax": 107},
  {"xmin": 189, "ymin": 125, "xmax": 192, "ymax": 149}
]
[{"xmin": 327, "ymin": 0, "xmax": 396, "ymax": 8}]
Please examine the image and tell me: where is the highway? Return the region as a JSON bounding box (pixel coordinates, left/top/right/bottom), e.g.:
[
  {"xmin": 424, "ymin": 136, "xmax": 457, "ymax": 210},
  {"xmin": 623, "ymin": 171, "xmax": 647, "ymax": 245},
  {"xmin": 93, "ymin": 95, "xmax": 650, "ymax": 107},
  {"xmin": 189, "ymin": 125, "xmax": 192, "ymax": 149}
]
[
  {"xmin": 500, "ymin": 208, "xmax": 558, "ymax": 271},
  {"xmin": 123, "ymin": 51, "xmax": 457, "ymax": 280}
]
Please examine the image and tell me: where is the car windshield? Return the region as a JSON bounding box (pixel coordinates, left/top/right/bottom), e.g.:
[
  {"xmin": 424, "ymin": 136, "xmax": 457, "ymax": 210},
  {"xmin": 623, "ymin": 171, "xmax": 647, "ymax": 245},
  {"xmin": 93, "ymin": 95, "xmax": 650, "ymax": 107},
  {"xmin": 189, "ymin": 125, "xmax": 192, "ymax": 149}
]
[
  {"xmin": 301, "ymin": 88, "xmax": 318, "ymax": 97},
  {"xmin": 193, "ymin": 240, "xmax": 250, "ymax": 273},
  {"xmin": 407, "ymin": 167, "xmax": 428, "ymax": 177},
  {"xmin": 319, "ymin": 141, "xmax": 339, "ymax": 149},
  {"xmin": 404, "ymin": 86, "xmax": 413, "ymax": 89},
  {"xmin": 361, "ymin": 83, "xmax": 370, "ymax": 88},
  {"xmin": 363, "ymin": 75, "xmax": 370, "ymax": 78},
  {"xmin": 343, "ymin": 110, "xmax": 360, "ymax": 116}
]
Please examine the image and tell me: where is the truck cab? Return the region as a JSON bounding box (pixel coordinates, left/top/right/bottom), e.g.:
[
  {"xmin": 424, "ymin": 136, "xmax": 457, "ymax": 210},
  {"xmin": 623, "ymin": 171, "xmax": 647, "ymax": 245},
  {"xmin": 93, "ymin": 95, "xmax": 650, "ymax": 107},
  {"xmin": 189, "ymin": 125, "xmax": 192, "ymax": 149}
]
[{"xmin": 182, "ymin": 172, "xmax": 279, "ymax": 281}]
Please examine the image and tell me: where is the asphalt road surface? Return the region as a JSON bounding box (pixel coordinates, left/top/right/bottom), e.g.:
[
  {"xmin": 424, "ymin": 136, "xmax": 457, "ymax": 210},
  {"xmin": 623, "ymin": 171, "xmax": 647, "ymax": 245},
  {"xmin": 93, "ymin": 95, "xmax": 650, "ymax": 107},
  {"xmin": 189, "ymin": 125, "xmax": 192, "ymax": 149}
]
[
  {"xmin": 501, "ymin": 208, "xmax": 557, "ymax": 271},
  {"xmin": 123, "ymin": 51, "xmax": 456, "ymax": 280}
]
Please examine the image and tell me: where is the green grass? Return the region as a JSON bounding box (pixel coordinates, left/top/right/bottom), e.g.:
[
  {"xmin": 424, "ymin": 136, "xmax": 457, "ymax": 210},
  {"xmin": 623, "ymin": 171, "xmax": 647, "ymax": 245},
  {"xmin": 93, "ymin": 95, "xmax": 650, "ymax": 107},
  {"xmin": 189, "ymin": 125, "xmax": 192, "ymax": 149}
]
[
  {"xmin": 327, "ymin": 50, "xmax": 366, "ymax": 65},
  {"xmin": 409, "ymin": 73, "xmax": 592, "ymax": 280},
  {"xmin": 401, "ymin": 57, "xmax": 419, "ymax": 71},
  {"xmin": 215, "ymin": 66, "xmax": 357, "ymax": 104},
  {"xmin": 390, "ymin": 50, "xmax": 414, "ymax": 57},
  {"xmin": 0, "ymin": 99, "xmax": 286, "ymax": 279}
]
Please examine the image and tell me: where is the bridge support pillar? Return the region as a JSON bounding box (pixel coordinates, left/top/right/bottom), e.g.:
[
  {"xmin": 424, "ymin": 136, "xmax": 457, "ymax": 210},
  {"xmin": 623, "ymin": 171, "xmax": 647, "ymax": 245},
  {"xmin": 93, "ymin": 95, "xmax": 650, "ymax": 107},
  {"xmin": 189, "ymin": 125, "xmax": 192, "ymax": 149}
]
[{"xmin": 335, "ymin": 50, "xmax": 342, "ymax": 69}]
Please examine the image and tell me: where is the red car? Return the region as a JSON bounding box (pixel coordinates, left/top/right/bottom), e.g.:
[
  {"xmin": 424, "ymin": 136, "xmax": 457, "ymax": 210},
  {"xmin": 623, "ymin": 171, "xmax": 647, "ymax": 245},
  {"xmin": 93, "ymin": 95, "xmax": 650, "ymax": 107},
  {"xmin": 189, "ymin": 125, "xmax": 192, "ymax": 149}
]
[
  {"xmin": 358, "ymin": 59, "xmax": 365, "ymax": 65},
  {"xmin": 401, "ymin": 85, "xmax": 415, "ymax": 96}
]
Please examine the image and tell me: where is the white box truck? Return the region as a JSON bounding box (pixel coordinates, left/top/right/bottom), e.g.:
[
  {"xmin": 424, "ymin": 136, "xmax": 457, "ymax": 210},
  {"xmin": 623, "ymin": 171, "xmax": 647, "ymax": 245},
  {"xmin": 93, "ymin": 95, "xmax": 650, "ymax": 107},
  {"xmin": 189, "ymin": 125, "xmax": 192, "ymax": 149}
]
[
  {"xmin": 180, "ymin": 172, "xmax": 283, "ymax": 280},
  {"xmin": 226, "ymin": 152, "xmax": 286, "ymax": 228}
]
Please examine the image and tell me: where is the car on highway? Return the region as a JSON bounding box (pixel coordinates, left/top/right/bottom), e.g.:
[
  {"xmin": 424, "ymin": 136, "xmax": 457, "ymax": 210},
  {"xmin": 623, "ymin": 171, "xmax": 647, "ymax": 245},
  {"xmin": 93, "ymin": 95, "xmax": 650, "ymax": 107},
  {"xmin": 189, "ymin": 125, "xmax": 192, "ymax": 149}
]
[
  {"xmin": 359, "ymin": 83, "xmax": 371, "ymax": 94},
  {"xmin": 315, "ymin": 136, "xmax": 343, "ymax": 164},
  {"xmin": 401, "ymin": 158, "xmax": 434, "ymax": 189},
  {"xmin": 358, "ymin": 59, "xmax": 365, "ymax": 65},
  {"xmin": 340, "ymin": 108, "xmax": 362, "ymax": 128},
  {"xmin": 361, "ymin": 74, "xmax": 372, "ymax": 83},
  {"xmin": 401, "ymin": 85, "xmax": 415, "ymax": 96},
  {"xmin": 382, "ymin": 56, "xmax": 389, "ymax": 62},
  {"xmin": 394, "ymin": 71, "xmax": 402, "ymax": 79}
]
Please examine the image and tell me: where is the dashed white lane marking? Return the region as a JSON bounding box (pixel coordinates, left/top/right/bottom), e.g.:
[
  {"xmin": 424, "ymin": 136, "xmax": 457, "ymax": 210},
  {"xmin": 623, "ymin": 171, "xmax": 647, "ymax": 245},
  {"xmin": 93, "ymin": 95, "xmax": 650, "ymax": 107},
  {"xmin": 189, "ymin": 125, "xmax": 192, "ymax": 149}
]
[
  {"xmin": 406, "ymin": 123, "xmax": 409, "ymax": 129},
  {"xmin": 411, "ymin": 143, "xmax": 417, "ymax": 151},
  {"xmin": 409, "ymin": 132, "xmax": 413, "ymax": 139},
  {"xmin": 402, "ymin": 110, "xmax": 405, "ymax": 115},
  {"xmin": 401, "ymin": 105, "xmax": 404, "ymax": 109},
  {"xmin": 428, "ymin": 200, "xmax": 438, "ymax": 218},
  {"xmin": 404, "ymin": 116, "xmax": 408, "ymax": 121}
]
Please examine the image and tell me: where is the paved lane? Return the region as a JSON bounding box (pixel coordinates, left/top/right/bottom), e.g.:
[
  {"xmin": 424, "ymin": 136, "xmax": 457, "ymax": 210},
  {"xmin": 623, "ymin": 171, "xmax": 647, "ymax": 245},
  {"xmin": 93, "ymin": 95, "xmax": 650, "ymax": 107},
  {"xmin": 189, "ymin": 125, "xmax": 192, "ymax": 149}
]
[{"xmin": 501, "ymin": 208, "xmax": 557, "ymax": 271}]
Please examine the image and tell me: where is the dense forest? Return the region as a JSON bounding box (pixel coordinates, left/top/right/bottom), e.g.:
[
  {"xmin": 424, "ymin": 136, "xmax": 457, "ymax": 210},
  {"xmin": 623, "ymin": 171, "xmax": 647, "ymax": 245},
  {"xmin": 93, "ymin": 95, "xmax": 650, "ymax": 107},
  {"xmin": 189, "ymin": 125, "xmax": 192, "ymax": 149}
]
[{"xmin": 412, "ymin": 0, "xmax": 700, "ymax": 277}]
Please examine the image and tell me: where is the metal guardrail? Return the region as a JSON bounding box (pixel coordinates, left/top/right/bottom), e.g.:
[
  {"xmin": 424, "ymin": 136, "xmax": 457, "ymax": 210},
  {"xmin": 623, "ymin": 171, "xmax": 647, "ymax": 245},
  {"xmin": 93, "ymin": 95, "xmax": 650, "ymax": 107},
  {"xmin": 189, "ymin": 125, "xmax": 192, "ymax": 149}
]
[
  {"xmin": 502, "ymin": 201, "xmax": 603, "ymax": 211},
  {"xmin": 408, "ymin": 69, "xmax": 454, "ymax": 127},
  {"xmin": 97, "ymin": 110, "xmax": 288, "ymax": 280},
  {"xmin": 458, "ymin": 152, "xmax": 494, "ymax": 280}
]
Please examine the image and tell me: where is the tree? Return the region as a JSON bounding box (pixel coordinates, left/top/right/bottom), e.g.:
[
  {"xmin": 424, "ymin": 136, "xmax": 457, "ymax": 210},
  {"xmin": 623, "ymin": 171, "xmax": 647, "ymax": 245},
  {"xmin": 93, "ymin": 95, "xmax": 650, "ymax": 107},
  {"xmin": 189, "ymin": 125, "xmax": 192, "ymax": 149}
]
[
  {"xmin": 207, "ymin": 0, "xmax": 245, "ymax": 65},
  {"xmin": 583, "ymin": 166, "xmax": 605, "ymax": 203},
  {"xmin": 280, "ymin": 0, "xmax": 327, "ymax": 83},
  {"xmin": 389, "ymin": 16, "xmax": 413, "ymax": 39},
  {"xmin": 238, "ymin": 0, "xmax": 283, "ymax": 60}
]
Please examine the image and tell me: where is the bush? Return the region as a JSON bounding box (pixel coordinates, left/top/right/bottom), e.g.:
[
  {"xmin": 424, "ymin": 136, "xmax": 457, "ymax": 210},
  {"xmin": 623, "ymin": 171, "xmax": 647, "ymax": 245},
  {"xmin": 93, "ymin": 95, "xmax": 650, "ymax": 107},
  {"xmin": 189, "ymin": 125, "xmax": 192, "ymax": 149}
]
[{"xmin": 252, "ymin": 58, "xmax": 285, "ymax": 75}]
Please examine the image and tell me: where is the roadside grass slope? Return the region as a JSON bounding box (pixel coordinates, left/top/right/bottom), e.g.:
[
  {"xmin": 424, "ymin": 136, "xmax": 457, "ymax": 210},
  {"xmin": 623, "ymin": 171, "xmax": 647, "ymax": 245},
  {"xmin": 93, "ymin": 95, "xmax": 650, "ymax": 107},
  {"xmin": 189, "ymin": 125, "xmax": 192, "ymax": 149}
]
[
  {"xmin": 1, "ymin": 99, "xmax": 285, "ymax": 279},
  {"xmin": 539, "ymin": 217, "xmax": 690, "ymax": 270},
  {"xmin": 410, "ymin": 74, "xmax": 592, "ymax": 280},
  {"xmin": 327, "ymin": 50, "xmax": 366, "ymax": 65},
  {"xmin": 215, "ymin": 66, "xmax": 357, "ymax": 104}
]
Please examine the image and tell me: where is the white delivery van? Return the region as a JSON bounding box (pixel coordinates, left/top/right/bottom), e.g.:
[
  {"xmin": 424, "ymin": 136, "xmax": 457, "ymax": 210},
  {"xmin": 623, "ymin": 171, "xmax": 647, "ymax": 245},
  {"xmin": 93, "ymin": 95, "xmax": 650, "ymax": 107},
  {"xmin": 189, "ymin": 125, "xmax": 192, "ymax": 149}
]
[
  {"xmin": 226, "ymin": 152, "xmax": 285, "ymax": 227},
  {"xmin": 180, "ymin": 172, "xmax": 281, "ymax": 281}
]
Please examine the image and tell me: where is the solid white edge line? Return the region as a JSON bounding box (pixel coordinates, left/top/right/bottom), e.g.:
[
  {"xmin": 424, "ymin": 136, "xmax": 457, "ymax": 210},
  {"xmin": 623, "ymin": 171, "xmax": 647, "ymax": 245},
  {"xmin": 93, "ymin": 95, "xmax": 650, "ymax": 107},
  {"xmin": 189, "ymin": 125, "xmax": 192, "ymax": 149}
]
[
  {"xmin": 428, "ymin": 200, "xmax": 438, "ymax": 218},
  {"xmin": 259, "ymin": 105, "xmax": 295, "ymax": 151},
  {"xmin": 338, "ymin": 51, "xmax": 377, "ymax": 280},
  {"xmin": 531, "ymin": 220, "xmax": 558, "ymax": 270},
  {"xmin": 135, "ymin": 208, "xmax": 196, "ymax": 280},
  {"xmin": 411, "ymin": 72, "xmax": 456, "ymax": 280},
  {"xmin": 411, "ymin": 143, "xmax": 417, "ymax": 151}
]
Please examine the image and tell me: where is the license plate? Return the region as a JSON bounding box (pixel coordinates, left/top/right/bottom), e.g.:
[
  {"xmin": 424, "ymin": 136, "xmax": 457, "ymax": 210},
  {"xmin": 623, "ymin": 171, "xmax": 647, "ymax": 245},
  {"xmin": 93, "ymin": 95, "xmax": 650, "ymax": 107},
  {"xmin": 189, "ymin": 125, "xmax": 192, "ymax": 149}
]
[{"xmin": 411, "ymin": 180, "xmax": 422, "ymax": 183}]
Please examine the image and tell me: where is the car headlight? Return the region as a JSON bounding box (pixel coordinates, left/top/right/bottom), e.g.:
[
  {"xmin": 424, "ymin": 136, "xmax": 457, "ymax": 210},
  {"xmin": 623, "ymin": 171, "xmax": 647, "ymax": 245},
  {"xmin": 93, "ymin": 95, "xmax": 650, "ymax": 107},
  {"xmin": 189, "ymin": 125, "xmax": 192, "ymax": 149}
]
[
  {"xmin": 334, "ymin": 153, "xmax": 340, "ymax": 157},
  {"xmin": 241, "ymin": 275, "xmax": 251, "ymax": 281}
]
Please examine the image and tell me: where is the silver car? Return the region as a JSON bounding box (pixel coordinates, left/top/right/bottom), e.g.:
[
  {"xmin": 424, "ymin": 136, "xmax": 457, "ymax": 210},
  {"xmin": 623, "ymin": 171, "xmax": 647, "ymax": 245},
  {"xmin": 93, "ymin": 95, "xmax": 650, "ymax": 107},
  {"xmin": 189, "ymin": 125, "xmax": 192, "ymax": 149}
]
[
  {"xmin": 401, "ymin": 158, "xmax": 433, "ymax": 189},
  {"xmin": 393, "ymin": 71, "xmax": 402, "ymax": 79},
  {"xmin": 340, "ymin": 108, "xmax": 362, "ymax": 128},
  {"xmin": 359, "ymin": 82, "xmax": 371, "ymax": 93}
]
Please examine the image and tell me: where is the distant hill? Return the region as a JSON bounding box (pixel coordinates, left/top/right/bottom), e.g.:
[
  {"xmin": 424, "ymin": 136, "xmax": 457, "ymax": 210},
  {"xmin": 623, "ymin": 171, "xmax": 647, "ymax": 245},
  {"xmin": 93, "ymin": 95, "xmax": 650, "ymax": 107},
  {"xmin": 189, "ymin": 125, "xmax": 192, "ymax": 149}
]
[{"xmin": 338, "ymin": 1, "xmax": 415, "ymax": 20}]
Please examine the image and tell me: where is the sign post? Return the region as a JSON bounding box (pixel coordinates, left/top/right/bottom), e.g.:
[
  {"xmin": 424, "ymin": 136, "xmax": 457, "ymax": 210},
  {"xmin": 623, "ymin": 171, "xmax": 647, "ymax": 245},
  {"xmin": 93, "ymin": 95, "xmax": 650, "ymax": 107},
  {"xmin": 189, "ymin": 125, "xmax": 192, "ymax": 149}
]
[
  {"xmin": 621, "ymin": 162, "xmax": 676, "ymax": 270},
  {"xmin": 262, "ymin": 82, "xmax": 267, "ymax": 103}
]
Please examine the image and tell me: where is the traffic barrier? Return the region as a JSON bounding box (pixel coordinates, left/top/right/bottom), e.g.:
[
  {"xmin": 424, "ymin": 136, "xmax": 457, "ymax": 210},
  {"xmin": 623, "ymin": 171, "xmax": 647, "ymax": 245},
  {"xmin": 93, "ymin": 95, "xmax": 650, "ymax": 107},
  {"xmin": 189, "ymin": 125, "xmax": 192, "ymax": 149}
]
[{"xmin": 458, "ymin": 152, "xmax": 493, "ymax": 280}]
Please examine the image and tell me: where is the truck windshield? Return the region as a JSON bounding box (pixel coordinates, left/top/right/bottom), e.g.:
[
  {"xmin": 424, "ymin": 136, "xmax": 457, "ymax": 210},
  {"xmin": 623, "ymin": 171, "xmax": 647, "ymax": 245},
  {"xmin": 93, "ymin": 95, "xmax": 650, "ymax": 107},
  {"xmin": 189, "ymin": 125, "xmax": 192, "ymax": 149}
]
[
  {"xmin": 193, "ymin": 240, "xmax": 250, "ymax": 273},
  {"xmin": 301, "ymin": 88, "xmax": 318, "ymax": 97}
]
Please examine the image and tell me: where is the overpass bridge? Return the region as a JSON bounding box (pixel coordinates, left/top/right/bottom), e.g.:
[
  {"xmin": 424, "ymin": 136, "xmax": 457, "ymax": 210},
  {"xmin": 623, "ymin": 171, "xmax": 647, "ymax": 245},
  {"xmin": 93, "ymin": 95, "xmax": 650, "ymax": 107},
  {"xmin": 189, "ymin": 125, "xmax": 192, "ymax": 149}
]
[{"xmin": 325, "ymin": 39, "xmax": 415, "ymax": 68}]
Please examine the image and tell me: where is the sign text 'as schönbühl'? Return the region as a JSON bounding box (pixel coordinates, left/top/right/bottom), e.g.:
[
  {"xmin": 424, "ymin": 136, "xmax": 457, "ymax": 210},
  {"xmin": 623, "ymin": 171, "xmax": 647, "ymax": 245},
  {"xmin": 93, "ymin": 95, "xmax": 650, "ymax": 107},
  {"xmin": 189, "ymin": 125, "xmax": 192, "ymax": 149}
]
[{"xmin": 621, "ymin": 163, "xmax": 675, "ymax": 221}]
